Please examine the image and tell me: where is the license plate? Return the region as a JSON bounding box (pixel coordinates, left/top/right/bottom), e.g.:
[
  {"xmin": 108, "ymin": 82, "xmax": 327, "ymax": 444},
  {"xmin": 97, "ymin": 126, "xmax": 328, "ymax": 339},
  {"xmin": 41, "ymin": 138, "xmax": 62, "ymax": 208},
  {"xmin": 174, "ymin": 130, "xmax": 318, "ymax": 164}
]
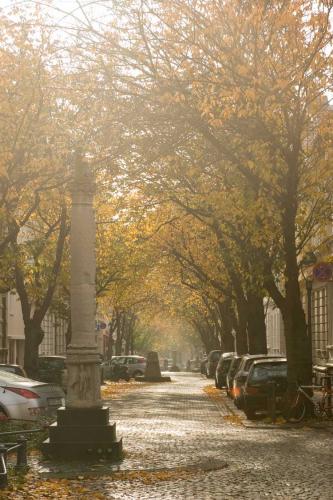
[{"xmin": 47, "ymin": 397, "xmax": 64, "ymax": 406}]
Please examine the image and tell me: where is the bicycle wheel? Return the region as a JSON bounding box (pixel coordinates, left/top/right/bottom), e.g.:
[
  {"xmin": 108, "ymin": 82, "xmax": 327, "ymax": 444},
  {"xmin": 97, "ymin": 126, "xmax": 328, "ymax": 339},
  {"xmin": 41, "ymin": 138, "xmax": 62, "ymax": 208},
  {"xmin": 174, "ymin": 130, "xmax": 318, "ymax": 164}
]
[
  {"xmin": 284, "ymin": 398, "xmax": 307, "ymax": 423},
  {"xmin": 314, "ymin": 402, "xmax": 324, "ymax": 418}
]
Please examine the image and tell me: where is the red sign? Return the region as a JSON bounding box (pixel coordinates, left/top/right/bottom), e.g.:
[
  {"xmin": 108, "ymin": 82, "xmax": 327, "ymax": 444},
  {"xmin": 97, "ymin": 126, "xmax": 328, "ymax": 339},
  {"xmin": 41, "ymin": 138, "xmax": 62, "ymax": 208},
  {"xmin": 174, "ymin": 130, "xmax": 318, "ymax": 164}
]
[{"xmin": 313, "ymin": 262, "xmax": 333, "ymax": 282}]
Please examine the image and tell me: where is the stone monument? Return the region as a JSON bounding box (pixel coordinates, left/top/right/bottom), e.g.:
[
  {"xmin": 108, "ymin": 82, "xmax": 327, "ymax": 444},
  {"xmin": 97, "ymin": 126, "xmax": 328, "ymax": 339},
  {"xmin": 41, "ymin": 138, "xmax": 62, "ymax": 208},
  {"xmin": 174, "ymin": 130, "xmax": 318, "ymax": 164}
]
[
  {"xmin": 42, "ymin": 156, "xmax": 122, "ymax": 459},
  {"xmin": 135, "ymin": 351, "xmax": 171, "ymax": 382}
]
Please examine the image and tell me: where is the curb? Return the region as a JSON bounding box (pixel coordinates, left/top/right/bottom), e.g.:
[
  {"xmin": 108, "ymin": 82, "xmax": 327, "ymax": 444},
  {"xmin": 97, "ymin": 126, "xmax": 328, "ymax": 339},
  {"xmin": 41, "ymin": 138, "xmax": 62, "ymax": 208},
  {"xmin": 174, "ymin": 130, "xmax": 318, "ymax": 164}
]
[{"xmin": 204, "ymin": 385, "xmax": 333, "ymax": 432}]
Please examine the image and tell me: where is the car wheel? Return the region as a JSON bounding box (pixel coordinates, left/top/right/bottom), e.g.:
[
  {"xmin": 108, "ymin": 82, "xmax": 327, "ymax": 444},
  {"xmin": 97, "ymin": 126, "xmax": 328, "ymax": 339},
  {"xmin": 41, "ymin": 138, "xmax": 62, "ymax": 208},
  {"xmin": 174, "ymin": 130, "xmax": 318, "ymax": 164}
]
[
  {"xmin": 244, "ymin": 408, "xmax": 256, "ymax": 420},
  {"xmin": 133, "ymin": 370, "xmax": 143, "ymax": 378},
  {"xmin": 283, "ymin": 399, "xmax": 307, "ymax": 423},
  {"xmin": 215, "ymin": 377, "xmax": 222, "ymax": 389},
  {"xmin": 0, "ymin": 407, "xmax": 8, "ymax": 421}
]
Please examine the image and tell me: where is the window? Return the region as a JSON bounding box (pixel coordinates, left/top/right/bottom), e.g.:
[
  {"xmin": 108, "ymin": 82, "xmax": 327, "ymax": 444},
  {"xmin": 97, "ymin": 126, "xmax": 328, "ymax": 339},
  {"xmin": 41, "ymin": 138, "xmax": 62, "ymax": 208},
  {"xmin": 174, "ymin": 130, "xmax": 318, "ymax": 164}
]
[
  {"xmin": 111, "ymin": 357, "xmax": 125, "ymax": 365},
  {"xmin": 40, "ymin": 313, "xmax": 55, "ymax": 355},
  {"xmin": 312, "ymin": 287, "xmax": 329, "ymax": 363},
  {"xmin": 222, "ymin": 359, "xmax": 232, "ymax": 374},
  {"xmin": 39, "ymin": 314, "xmax": 67, "ymax": 356},
  {"xmin": 210, "ymin": 351, "xmax": 221, "ymax": 361},
  {"xmin": 39, "ymin": 357, "xmax": 65, "ymax": 370},
  {"xmin": 0, "ymin": 295, "xmax": 7, "ymax": 346},
  {"xmin": 55, "ymin": 318, "xmax": 66, "ymax": 355},
  {"xmin": 250, "ymin": 363, "xmax": 287, "ymax": 383}
]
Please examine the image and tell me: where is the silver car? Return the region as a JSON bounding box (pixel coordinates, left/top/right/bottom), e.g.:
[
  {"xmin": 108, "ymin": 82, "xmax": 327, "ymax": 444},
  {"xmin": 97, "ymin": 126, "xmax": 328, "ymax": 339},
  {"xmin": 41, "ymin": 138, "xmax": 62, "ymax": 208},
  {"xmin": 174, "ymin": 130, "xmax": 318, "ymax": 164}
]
[
  {"xmin": 0, "ymin": 370, "xmax": 65, "ymax": 421},
  {"xmin": 102, "ymin": 355, "xmax": 146, "ymax": 379}
]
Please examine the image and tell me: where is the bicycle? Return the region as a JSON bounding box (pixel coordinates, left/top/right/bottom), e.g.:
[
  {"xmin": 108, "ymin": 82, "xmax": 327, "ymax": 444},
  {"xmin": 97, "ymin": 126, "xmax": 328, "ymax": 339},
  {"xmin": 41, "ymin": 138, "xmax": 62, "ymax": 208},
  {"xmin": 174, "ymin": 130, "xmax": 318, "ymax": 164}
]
[{"xmin": 283, "ymin": 376, "xmax": 333, "ymax": 423}]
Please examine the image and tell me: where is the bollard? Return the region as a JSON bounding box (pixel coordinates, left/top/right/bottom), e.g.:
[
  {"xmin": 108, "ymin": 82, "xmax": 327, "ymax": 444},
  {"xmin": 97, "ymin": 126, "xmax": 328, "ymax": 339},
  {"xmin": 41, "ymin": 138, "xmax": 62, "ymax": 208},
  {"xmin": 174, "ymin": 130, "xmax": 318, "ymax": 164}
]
[
  {"xmin": 326, "ymin": 376, "xmax": 332, "ymax": 418},
  {"xmin": 16, "ymin": 437, "xmax": 28, "ymax": 468},
  {"xmin": 267, "ymin": 381, "xmax": 276, "ymax": 423},
  {"xmin": 0, "ymin": 444, "xmax": 8, "ymax": 488}
]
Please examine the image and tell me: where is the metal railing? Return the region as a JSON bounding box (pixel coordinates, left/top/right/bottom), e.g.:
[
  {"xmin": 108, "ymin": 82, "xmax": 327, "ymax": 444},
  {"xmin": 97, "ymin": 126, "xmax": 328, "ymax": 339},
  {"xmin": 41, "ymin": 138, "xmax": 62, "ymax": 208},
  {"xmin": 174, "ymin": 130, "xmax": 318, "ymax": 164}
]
[{"xmin": 0, "ymin": 428, "xmax": 42, "ymax": 488}]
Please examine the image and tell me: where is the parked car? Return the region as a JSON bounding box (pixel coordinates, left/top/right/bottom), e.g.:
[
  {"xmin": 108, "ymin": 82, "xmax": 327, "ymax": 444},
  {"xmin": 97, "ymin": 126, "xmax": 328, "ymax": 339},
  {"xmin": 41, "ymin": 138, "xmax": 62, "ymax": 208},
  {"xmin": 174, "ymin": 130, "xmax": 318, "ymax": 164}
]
[
  {"xmin": 226, "ymin": 355, "xmax": 242, "ymax": 397},
  {"xmin": 162, "ymin": 358, "xmax": 169, "ymax": 371},
  {"xmin": 187, "ymin": 359, "xmax": 201, "ymax": 372},
  {"xmin": 242, "ymin": 358, "xmax": 287, "ymax": 419},
  {"xmin": 215, "ymin": 352, "xmax": 235, "ymax": 388},
  {"xmin": 0, "ymin": 364, "xmax": 27, "ymax": 378},
  {"xmin": 0, "ymin": 370, "xmax": 65, "ymax": 421},
  {"xmin": 206, "ymin": 350, "xmax": 222, "ymax": 378},
  {"xmin": 102, "ymin": 355, "xmax": 146, "ymax": 378},
  {"xmin": 233, "ymin": 354, "xmax": 281, "ymax": 409},
  {"xmin": 38, "ymin": 356, "xmax": 67, "ymax": 390},
  {"xmin": 101, "ymin": 361, "xmax": 130, "ymax": 382}
]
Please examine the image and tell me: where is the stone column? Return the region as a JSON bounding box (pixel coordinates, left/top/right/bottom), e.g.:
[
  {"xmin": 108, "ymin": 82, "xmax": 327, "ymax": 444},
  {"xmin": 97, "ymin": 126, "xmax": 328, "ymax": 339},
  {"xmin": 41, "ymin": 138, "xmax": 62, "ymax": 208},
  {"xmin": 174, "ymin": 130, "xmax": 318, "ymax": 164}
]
[
  {"xmin": 66, "ymin": 156, "xmax": 102, "ymax": 409},
  {"xmin": 42, "ymin": 156, "xmax": 122, "ymax": 459}
]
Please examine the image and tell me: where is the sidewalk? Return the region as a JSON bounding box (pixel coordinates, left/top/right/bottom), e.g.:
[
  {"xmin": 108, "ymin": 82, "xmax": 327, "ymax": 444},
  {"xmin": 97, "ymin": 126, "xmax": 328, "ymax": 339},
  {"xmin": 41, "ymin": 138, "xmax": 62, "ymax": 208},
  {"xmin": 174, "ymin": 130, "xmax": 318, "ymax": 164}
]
[{"xmin": 3, "ymin": 373, "xmax": 333, "ymax": 499}]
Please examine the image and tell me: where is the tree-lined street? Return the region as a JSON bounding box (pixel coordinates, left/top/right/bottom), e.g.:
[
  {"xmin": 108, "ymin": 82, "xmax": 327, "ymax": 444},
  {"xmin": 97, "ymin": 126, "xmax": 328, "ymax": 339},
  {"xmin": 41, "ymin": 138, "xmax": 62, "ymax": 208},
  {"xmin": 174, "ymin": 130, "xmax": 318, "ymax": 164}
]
[{"xmin": 0, "ymin": 1, "xmax": 332, "ymax": 497}]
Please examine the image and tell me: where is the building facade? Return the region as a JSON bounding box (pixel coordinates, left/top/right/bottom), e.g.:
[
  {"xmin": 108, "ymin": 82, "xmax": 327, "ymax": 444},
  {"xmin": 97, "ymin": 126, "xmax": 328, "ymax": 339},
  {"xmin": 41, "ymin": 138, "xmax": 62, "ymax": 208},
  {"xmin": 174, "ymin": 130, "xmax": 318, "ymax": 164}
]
[
  {"xmin": 2, "ymin": 292, "xmax": 68, "ymax": 366},
  {"xmin": 2, "ymin": 291, "xmax": 107, "ymax": 367},
  {"xmin": 265, "ymin": 301, "xmax": 286, "ymax": 356},
  {"xmin": 266, "ymin": 267, "xmax": 333, "ymax": 367}
]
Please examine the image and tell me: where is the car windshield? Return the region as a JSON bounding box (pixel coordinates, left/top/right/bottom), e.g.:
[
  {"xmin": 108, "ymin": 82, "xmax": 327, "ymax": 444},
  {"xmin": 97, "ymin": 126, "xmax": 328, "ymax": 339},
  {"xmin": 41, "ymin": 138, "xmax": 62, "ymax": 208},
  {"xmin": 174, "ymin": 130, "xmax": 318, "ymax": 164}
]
[
  {"xmin": 111, "ymin": 357, "xmax": 125, "ymax": 364},
  {"xmin": 229, "ymin": 359, "xmax": 242, "ymax": 376},
  {"xmin": 0, "ymin": 366, "xmax": 16, "ymax": 374},
  {"xmin": 0, "ymin": 370, "xmax": 33, "ymax": 383},
  {"xmin": 222, "ymin": 359, "xmax": 232, "ymax": 373},
  {"xmin": 244, "ymin": 358, "xmax": 264, "ymax": 371},
  {"xmin": 250, "ymin": 363, "xmax": 287, "ymax": 383}
]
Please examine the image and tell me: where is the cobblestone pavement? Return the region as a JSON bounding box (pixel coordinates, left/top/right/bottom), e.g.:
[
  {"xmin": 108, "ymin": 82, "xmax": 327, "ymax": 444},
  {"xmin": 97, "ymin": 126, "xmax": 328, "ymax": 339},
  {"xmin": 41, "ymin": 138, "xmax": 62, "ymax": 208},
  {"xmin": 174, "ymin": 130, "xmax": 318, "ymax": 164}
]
[{"xmin": 41, "ymin": 373, "xmax": 333, "ymax": 499}]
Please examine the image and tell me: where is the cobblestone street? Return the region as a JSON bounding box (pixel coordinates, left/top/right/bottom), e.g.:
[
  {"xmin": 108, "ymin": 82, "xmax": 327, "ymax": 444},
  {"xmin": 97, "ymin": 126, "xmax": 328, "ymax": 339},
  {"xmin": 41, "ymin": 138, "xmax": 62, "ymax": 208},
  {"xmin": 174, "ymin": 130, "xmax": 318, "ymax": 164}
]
[
  {"xmin": 5, "ymin": 372, "xmax": 332, "ymax": 499},
  {"xmin": 100, "ymin": 372, "xmax": 333, "ymax": 499},
  {"xmin": 36, "ymin": 372, "xmax": 332, "ymax": 500}
]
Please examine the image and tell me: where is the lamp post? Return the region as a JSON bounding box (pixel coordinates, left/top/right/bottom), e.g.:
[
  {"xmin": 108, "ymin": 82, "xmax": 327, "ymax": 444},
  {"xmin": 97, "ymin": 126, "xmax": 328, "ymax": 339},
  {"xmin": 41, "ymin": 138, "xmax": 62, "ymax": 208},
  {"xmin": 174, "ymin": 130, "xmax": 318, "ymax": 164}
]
[{"xmin": 43, "ymin": 155, "xmax": 122, "ymax": 459}]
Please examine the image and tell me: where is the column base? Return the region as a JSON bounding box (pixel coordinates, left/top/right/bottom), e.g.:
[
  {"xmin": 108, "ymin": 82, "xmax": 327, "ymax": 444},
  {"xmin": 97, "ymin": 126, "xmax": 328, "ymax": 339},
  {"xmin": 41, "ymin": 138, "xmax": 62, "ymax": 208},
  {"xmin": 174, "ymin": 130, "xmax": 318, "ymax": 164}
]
[
  {"xmin": 135, "ymin": 375, "xmax": 171, "ymax": 382},
  {"xmin": 42, "ymin": 407, "xmax": 122, "ymax": 460}
]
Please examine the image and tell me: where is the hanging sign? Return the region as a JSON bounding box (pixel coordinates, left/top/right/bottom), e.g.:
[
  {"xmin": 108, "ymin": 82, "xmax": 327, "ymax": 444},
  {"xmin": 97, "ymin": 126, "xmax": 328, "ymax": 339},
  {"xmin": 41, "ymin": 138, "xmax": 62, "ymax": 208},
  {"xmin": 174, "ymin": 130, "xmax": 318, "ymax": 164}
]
[{"xmin": 312, "ymin": 262, "xmax": 333, "ymax": 282}]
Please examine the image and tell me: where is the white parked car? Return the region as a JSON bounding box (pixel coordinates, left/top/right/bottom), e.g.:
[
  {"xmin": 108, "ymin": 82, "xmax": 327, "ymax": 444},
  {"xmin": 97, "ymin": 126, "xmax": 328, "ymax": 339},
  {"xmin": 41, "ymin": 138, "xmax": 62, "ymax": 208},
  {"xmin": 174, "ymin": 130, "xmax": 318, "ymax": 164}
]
[
  {"xmin": 102, "ymin": 355, "xmax": 146, "ymax": 379},
  {"xmin": 0, "ymin": 370, "xmax": 65, "ymax": 421}
]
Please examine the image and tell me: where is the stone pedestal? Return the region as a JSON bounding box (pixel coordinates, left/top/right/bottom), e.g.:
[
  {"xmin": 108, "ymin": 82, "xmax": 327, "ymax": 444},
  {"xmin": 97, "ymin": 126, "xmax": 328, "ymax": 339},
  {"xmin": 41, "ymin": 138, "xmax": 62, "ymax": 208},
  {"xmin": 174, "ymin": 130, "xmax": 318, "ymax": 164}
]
[
  {"xmin": 42, "ymin": 407, "xmax": 122, "ymax": 459},
  {"xmin": 43, "ymin": 155, "xmax": 122, "ymax": 459},
  {"xmin": 135, "ymin": 351, "xmax": 171, "ymax": 382}
]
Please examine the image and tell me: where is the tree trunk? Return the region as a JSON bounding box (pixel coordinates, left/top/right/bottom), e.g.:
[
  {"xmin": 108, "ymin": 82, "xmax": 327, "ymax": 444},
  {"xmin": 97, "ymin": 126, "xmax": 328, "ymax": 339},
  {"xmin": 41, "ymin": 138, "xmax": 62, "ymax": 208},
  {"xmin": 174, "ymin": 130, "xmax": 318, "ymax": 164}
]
[
  {"xmin": 282, "ymin": 183, "xmax": 312, "ymax": 386},
  {"xmin": 107, "ymin": 333, "xmax": 113, "ymax": 359},
  {"xmin": 115, "ymin": 331, "xmax": 122, "ymax": 355},
  {"xmin": 218, "ymin": 300, "xmax": 235, "ymax": 352},
  {"xmin": 115, "ymin": 311, "xmax": 123, "ymax": 355},
  {"xmin": 66, "ymin": 318, "xmax": 72, "ymax": 346},
  {"xmin": 283, "ymin": 280, "xmax": 312, "ymax": 386},
  {"xmin": 124, "ymin": 330, "xmax": 131, "ymax": 355},
  {"xmin": 247, "ymin": 293, "xmax": 267, "ymax": 354},
  {"xmin": 24, "ymin": 321, "xmax": 44, "ymax": 379},
  {"xmin": 194, "ymin": 321, "xmax": 220, "ymax": 353},
  {"xmin": 235, "ymin": 300, "xmax": 248, "ymax": 354}
]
